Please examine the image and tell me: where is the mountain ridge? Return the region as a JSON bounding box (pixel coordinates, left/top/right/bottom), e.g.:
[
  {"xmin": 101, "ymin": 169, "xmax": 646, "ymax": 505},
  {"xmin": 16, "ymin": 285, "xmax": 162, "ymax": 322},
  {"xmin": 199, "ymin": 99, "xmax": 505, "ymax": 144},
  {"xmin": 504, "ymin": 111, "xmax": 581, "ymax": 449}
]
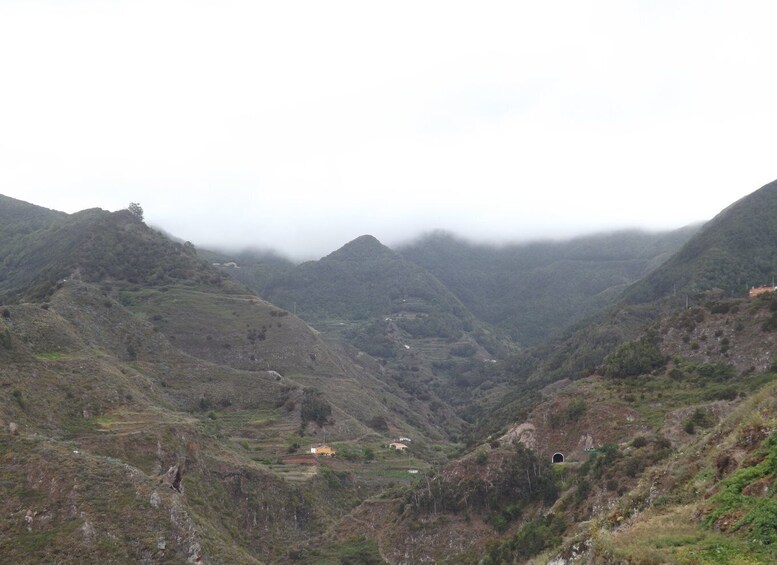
[{"xmin": 4, "ymin": 181, "xmax": 777, "ymax": 563}]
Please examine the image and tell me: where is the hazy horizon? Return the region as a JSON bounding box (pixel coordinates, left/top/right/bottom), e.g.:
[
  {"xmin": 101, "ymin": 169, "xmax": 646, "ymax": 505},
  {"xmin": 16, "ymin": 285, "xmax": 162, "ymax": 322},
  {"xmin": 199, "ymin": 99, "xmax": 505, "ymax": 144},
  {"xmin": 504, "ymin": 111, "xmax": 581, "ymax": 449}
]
[
  {"xmin": 2, "ymin": 2, "xmax": 776, "ymax": 259},
  {"xmin": 198, "ymin": 222, "xmax": 708, "ymax": 263}
]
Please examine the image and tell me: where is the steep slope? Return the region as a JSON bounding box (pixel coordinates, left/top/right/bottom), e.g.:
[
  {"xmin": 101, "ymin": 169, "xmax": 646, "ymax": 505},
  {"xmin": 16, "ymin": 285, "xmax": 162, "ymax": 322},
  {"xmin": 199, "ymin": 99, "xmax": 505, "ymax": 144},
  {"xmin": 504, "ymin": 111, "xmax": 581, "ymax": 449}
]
[
  {"xmin": 0, "ymin": 193, "xmax": 66, "ymax": 235},
  {"xmin": 263, "ymin": 235, "xmax": 477, "ymax": 326},
  {"xmin": 626, "ymin": 179, "xmax": 777, "ymax": 303},
  {"xmin": 399, "ymin": 227, "xmax": 698, "ymax": 346},
  {"xmin": 478, "ymin": 179, "xmax": 777, "ymax": 434},
  {"xmin": 0, "ymin": 283, "xmax": 348, "ymax": 563},
  {"xmin": 198, "ymin": 246, "xmax": 296, "ymax": 294},
  {"xmin": 230, "ymin": 234, "xmax": 509, "ymax": 421},
  {"xmin": 0, "ymin": 198, "xmax": 465, "ymax": 562},
  {"xmin": 0, "ymin": 197, "xmax": 231, "ymax": 303}
]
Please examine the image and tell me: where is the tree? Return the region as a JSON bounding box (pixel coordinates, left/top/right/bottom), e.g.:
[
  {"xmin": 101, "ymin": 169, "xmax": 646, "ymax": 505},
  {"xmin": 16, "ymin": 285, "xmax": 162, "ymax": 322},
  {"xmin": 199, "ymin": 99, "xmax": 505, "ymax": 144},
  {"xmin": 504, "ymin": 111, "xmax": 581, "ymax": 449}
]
[
  {"xmin": 128, "ymin": 202, "xmax": 144, "ymax": 221},
  {"xmin": 600, "ymin": 335, "xmax": 666, "ymax": 377}
]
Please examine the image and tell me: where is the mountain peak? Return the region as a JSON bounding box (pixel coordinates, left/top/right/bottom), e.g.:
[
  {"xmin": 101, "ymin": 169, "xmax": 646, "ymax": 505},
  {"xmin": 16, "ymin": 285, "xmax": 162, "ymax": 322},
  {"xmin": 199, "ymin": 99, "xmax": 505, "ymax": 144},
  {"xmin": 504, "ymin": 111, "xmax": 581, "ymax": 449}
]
[{"xmin": 324, "ymin": 234, "xmax": 394, "ymax": 261}]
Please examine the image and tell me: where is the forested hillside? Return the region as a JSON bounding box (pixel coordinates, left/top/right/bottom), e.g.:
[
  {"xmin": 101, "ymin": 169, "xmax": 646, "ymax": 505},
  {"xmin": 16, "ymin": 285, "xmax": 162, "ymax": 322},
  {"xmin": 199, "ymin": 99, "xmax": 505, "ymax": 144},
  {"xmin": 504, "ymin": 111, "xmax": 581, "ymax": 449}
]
[
  {"xmin": 399, "ymin": 227, "xmax": 698, "ymax": 346},
  {"xmin": 220, "ymin": 234, "xmax": 511, "ymax": 417},
  {"xmin": 0, "ymin": 199, "xmax": 231, "ymax": 303},
  {"xmin": 626, "ymin": 179, "xmax": 777, "ymax": 303}
]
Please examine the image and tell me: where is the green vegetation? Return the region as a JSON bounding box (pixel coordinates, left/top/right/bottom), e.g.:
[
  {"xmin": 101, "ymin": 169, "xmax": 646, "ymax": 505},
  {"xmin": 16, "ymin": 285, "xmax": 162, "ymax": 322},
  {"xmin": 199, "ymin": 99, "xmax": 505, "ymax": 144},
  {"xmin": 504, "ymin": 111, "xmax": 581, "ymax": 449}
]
[
  {"xmin": 483, "ymin": 514, "xmax": 567, "ymax": 563},
  {"xmin": 626, "ymin": 180, "xmax": 777, "ymax": 303},
  {"xmin": 0, "ymin": 327, "xmax": 11, "ymax": 349},
  {"xmin": 704, "ymin": 432, "xmax": 777, "ymax": 545},
  {"xmin": 683, "ymin": 408, "xmax": 717, "ymax": 435},
  {"xmin": 549, "ymin": 398, "xmax": 587, "ymax": 428},
  {"xmin": 5, "ymin": 183, "xmax": 777, "ymax": 563},
  {"xmin": 300, "ymin": 388, "xmax": 333, "ymax": 427},
  {"xmin": 399, "ymin": 228, "xmax": 696, "ymax": 346},
  {"xmin": 294, "ymin": 537, "xmax": 382, "ymax": 564},
  {"xmin": 260, "ymin": 235, "xmax": 474, "ymax": 328},
  {"xmin": 345, "ymin": 319, "xmax": 395, "ymax": 358},
  {"xmin": 601, "ymin": 334, "xmax": 666, "ymax": 377},
  {"xmin": 0, "ymin": 199, "xmax": 230, "ymax": 303},
  {"xmin": 406, "ymin": 444, "xmax": 559, "ymax": 521}
]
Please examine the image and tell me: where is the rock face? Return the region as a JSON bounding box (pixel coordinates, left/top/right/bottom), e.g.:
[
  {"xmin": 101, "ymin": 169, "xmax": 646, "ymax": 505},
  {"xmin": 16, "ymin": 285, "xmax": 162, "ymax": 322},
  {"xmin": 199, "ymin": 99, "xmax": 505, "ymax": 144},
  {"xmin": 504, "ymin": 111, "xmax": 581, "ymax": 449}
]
[
  {"xmin": 170, "ymin": 500, "xmax": 203, "ymax": 564},
  {"xmin": 500, "ymin": 422, "xmax": 536, "ymax": 449},
  {"xmin": 162, "ymin": 464, "xmax": 184, "ymax": 493},
  {"xmin": 577, "ymin": 433, "xmax": 595, "ymax": 451}
]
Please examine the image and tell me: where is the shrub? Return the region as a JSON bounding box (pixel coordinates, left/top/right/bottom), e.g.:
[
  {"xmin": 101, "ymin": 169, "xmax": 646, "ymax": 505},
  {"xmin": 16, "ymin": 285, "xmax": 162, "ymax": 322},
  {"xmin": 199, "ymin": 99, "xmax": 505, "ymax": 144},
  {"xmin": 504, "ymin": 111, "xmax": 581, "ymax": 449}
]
[
  {"xmin": 710, "ymin": 302, "xmax": 732, "ymax": 314},
  {"xmin": 301, "ymin": 388, "xmax": 332, "ymax": 427},
  {"xmin": 12, "ymin": 389, "xmax": 24, "ymax": 409},
  {"xmin": 697, "ymin": 362, "xmax": 736, "ymax": 381},
  {"xmin": 689, "ymin": 407, "xmax": 716, "ymax": 428},
  {"xmin": 490, "ymin": 513, "xmax": 508, "ymax": 532},
  {"xmin": 0, "ymin": 329, "xmax": 12, "ymax": 349},
  {"xmin": 601, "ymin": 335, "xmax": 666, "ymax": 377},
  {"xmin": 366, "ymin": 416, "xmax": 389, "ymax": 433},
  {"xmin": 762, "ymin": 312, "xmax": 777, "ymax": 332},
  {"xmin": 654, "ymin": 435, "xmax": 672, "ymax": 450},
  {"xmin": 631, "ymin": 436, "xmax": 648, "ymax": 448},
  {"xmin": 565, "ymin": 399, "xmax": 587, "ymax": 421},
  {"xmin": 484, "ymin": 514, "xmax": 566, "ymax": 563}
]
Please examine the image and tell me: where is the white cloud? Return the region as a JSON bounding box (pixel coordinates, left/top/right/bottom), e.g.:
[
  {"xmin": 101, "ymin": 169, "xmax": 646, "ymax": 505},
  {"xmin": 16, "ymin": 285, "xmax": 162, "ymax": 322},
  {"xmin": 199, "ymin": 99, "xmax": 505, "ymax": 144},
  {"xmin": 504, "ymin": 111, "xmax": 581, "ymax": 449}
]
[{"xmin": 1, "ymin": 1, "xmax": 776, "ymax": 259}]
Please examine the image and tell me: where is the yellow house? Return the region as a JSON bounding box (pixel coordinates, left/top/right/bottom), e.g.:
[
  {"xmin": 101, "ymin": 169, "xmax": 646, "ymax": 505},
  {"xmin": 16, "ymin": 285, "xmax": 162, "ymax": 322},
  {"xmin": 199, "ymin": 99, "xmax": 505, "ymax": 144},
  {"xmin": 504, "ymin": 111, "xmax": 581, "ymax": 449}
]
[
  {"xmin": 389, "ymin": 442, "xmax": 408, "ymax": 451},
  {"xmin": 310, "ymin": 445, "xmax": 336, "ymax": 457}
]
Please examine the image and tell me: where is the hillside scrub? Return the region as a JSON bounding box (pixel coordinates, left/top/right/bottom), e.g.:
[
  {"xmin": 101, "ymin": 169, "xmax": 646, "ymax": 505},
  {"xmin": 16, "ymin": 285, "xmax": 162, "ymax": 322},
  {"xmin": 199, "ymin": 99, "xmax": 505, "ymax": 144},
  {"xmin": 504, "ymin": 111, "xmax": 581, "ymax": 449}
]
[
  {"xmin": 482, "ymin": 513, "xmax": 567, "ymax": 564},
  {"xmin": 399, "ymin": 228, "xmax": 696, "ymax": 346},
  {"xmin": 601, "ymin": 334, "xmax": 666, "ymax": 377},
  {"xmin": 300, "ymin": 388, "xmax": 333, "ymax": 428},
  {"xmin": 405, "ymin": 444, "xmax": 559, "ymax": 521},
  {"xmin": 626, "ymin": 181, "xmax": 777, "ymax": 302},
  {"xmin": 0, "ymin": 207, "xmax": 231, "ymax": 303}
]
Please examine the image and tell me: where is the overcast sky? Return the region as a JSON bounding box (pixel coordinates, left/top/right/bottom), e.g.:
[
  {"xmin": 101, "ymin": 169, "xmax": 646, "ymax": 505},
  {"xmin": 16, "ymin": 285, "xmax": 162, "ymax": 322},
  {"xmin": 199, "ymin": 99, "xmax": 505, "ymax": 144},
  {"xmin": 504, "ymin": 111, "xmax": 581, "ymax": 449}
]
[{"xmin": 2, "ymin": 1, "xmax": 776, "ymax": 259}]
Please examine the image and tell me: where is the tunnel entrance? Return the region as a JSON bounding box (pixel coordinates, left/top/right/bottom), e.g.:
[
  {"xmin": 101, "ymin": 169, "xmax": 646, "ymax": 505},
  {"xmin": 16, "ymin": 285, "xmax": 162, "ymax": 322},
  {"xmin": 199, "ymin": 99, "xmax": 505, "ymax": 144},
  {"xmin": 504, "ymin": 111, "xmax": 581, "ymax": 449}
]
[{"xmin": 552, "ymin": 452, "xmax": 564, "ymax": 463}]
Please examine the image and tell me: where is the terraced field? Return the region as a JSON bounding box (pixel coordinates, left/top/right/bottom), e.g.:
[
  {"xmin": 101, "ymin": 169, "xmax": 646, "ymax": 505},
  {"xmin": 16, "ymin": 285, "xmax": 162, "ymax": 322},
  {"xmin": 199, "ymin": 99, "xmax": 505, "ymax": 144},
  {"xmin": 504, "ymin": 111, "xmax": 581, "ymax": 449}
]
[{"xmin": 94, "ymin": 407, "xmax": 199, "ymax": 435}]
